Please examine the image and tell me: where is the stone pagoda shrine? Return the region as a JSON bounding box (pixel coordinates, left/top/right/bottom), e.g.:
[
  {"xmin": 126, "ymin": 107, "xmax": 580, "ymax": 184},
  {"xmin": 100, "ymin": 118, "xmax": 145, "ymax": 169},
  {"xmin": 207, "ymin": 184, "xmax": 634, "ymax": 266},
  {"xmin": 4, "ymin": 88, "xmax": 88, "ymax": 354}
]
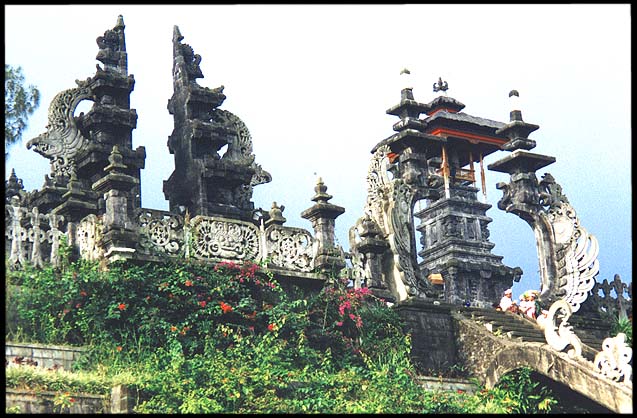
[{"xmin": 350, "ymin": 75, "xmax": 521, "ymax": 307}]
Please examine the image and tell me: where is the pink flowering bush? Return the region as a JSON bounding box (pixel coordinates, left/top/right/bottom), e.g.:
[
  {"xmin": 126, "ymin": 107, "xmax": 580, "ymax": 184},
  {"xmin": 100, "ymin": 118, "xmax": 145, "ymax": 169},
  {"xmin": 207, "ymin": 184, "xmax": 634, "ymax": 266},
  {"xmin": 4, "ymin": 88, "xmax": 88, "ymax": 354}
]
[{"xmin": 306, "ymin": 277, "xmax": 404, "ymax": 366}]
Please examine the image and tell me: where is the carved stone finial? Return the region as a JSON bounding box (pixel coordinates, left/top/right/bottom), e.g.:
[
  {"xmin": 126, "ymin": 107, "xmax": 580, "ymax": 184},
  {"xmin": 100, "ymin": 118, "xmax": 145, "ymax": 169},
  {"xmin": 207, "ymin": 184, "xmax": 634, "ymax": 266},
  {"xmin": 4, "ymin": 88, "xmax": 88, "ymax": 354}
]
[
  {"xmin": 266, "ymin": 201, "xmax": 287, "ymax": 226},
  {"xmin": 312, "ymin": 177, "xmax": 333, "ymax": 203},
  {"xmin": 6, "ymin": 170, "xmax": 26, "ymax": 204},
  {"xmin": 508, "ymin": 89, "xmax": 523, "ymax": 122},
  {"xmin": 6, "ymin": 169, "xmax": 23, "ymax": 190},
  {"xmin": 104, "ymin": 145, "xmax": 127, "ymax": 172},
  {"xmin": 433, "ymin": 77, "xmax": 449, "ymax": 93}
]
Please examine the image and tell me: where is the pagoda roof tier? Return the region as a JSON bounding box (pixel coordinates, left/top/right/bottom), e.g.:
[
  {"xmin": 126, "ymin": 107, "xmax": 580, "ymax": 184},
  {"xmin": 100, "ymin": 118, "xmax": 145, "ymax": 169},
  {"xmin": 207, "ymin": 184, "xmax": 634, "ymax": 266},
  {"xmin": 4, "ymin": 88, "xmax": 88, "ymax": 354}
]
[
  {"xmin": 488, "ymin": 149, "xmax": 556, "ymax": 174},
  {"xmin": 422, "ymin": 95, "xmax": 466, "ymax": 115},
  {"xmin": 386, "ymin": 98, "xmax": 430, "ymax": 119},
  {"xmin": 422, "ymin": 110, "xmax": 509, "ymax": 151},
  {"xmin": 371, "ymin": 130, "xmax": 446, "ymax": 154},
  {"xmin": 446, "ymin": 136, "xmax": 505, "ymax": 167}
]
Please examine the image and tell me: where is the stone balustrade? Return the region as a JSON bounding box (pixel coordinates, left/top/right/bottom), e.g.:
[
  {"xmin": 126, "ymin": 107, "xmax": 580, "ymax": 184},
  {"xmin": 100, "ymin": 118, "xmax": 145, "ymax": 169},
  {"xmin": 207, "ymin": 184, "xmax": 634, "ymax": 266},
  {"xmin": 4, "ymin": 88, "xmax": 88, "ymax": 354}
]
[
  {"xmin": 135, "ymin": 208, "xmax": 316, "ymax": 273},
  {"xmin": 5, "ymin": 198, "xmax": 67, "ymax": 269}
]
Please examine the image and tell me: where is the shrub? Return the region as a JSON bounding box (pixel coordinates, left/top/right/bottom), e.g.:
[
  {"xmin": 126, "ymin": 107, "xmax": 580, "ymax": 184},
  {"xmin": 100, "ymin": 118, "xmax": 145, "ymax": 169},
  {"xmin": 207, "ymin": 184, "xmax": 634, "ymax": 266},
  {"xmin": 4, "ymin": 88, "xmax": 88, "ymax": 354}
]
[{"xmin": 6, "ymin": 258, "xmax": 561, "ymax": 413}]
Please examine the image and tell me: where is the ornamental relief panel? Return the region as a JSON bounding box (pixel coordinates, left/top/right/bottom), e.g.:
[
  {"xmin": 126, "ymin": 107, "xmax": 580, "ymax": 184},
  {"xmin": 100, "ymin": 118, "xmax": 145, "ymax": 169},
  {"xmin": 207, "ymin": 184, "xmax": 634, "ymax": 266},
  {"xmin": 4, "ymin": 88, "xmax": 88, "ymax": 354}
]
[
  {"xmin": 76, "ymin": 214, "xmax": 104, "ymax": 261},
  {"xmin": 264, "ymin": 225, "xmax": 314, "ymax": 272},
  {"xmin": 137, "ymin": 209, "xmax": 184, "ymax": 255},
  {"xmin": 190, "ymin": 216, "xmax": 260, "ymax": 261}
]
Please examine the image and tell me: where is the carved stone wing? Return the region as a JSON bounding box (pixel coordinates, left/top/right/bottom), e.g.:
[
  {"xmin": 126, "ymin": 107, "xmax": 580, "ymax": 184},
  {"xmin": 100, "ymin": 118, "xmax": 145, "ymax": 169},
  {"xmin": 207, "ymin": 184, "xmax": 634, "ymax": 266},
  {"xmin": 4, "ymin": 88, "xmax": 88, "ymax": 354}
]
[
  {"xmin": 216, "ymin": 109, "xmax": 272, "ymax": 186},
  {"xmin": 27, "ymin": 85, "xmax": 94, "ymax": 177}
]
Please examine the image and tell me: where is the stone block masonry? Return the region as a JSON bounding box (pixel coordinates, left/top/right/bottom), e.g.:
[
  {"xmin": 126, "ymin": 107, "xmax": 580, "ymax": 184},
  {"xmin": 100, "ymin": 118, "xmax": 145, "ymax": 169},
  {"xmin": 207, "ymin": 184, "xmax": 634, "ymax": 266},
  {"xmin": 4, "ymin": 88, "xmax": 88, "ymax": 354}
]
[{"xmin": 5, "ymin": 342, "xmax": 86, "ymax": 370}]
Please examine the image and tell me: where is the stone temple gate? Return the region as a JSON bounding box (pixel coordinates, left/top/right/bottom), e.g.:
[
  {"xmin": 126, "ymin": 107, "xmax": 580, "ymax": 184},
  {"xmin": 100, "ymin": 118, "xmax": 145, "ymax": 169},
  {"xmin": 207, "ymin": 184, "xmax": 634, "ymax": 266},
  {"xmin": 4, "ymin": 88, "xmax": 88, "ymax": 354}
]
[{"xmin": 5, "ymin": 16, "xmax": 632, "ymax": 411}]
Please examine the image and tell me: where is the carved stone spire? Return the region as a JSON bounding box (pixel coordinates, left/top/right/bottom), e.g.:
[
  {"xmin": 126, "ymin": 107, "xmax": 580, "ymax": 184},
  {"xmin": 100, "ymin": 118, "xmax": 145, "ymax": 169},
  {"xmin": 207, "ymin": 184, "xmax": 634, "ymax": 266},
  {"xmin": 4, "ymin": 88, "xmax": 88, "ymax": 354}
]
[
  {"xmin": 96, "ymin": 15, "xmax": 128, "ymax": 75},
  {"xmin": 172, "ymin": 25, "xmax": 206, "ymax": 88}
]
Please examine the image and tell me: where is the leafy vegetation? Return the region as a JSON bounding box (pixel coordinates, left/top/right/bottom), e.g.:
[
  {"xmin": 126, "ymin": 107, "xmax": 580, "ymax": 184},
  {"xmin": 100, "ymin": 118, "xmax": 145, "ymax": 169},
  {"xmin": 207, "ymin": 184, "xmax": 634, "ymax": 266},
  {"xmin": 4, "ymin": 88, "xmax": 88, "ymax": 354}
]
[
  {"xmin": 6, "ymin": 257, "xmax": 562, "ymax": 413},
  {"xmin": 611, "ymin": 316, "xmax": 632, "ymax": 346},
  {"xmin": 4, "ymin": 64, "xmax": 40, "ymax": 157}
]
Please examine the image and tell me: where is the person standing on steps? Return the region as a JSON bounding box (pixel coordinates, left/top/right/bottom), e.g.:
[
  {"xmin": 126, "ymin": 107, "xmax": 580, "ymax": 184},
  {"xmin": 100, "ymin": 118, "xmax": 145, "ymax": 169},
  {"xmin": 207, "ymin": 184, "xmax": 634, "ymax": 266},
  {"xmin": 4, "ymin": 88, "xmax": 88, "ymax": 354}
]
[
  {"xmin": 499, "ymin": 288, "xmax": 517, "ymax": 313},
  {"xmin": 519, "ymin": 291, "xmax": 537, "ymax": 320}
]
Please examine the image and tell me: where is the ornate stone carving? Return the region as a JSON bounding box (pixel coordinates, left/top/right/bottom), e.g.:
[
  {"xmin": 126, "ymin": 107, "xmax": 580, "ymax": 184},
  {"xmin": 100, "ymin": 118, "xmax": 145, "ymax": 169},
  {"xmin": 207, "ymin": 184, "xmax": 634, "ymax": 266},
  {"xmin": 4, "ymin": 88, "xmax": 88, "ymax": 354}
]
[
  {"xmin": 190, "ymin": 216, "xmax": 260, "ymax": 261},
  {"xmin": 6, "ymin": 197, "xmax": 28, "ymax": 268},
  {"xmin": 387, "ymin": 179, "xmax": 420, "ymax": 295},
  {"xmin": 355, "ymin": 145, "xmax": 425, "ymax": 300},
  {"xmin": 27, "ymin": 85, "xmax": 94, "ymax": 178},
  {"xmin": 95, "ymin": 15, "xmax": 127, "ymax": 74},
  {"xmin": 590, "ymin": 275, "xmax": 632, "ymax": 320},
  {"xmin": 365, "ymin": 145, "xmax": 391, "ymax": 233},
  {"xmin": 26, "ymin": 207, "xmax": 48, "ymax": 268},
  {"xmin": 539, "ymin": 299, "xmax": 583, "ymax": 359},
  {"xmin": 46, "ymin": 213, "xmax": 65, "ymax": 267},
  {"xmin": 137, "ymin": 209, "xmax": 184, "ymax": 255},
  {"xmin": 594, "ymin": 333, "xmax": 633, "ymax": 384},
  {"xmin": 215, "ymin": 109, "xmax": 272, "ymax": 187},
  {"xmin": 172, "ymin": 26, "xmax": 204, "ymax": 84},
  {"xmin": 76, "ymin": 214, "xmax": 104, "ymax": 261},
  {"xmin": 265, "ymin": 225, "xmax": 314, "ymax": 272},
  {"xmin": 493, "ymin": 166, "xmax": 600, "ymax": 312},
  {"xmin": 348, "ymin": 214, "xmax": 389, "ymax": 290}
]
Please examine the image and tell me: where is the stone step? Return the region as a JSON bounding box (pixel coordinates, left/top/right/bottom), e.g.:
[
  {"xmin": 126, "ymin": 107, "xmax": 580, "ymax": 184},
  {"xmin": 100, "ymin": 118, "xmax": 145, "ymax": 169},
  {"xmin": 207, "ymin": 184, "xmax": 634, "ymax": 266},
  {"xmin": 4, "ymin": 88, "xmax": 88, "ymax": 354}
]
[{"xmin": 461, "ymin": 308, "xmax": 607, "ymax": 354}]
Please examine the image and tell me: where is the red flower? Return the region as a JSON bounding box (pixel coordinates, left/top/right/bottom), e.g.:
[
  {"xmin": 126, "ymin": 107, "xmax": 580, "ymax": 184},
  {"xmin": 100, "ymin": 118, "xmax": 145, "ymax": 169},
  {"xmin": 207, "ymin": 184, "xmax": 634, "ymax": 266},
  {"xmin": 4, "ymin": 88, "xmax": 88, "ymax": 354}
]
[
  {"xmin": 184, "ymin": 279, "xmax": 193, "ymax": 287},
  {"xmin": 220, "ymin": 302, "xmax": 233, "ymax": 313},
  {"xmin": 69, "ymin": 398, "xmax": 76, "ymax": 403},
  {"xmin": 199, "ymin": 300, "xmax": 207, "ymax": 308},
  {"xmin": 117, "ymin": 303, "xmax": 127, "ymax": 311},
  {"xmin": 79, "ymin": 291, "xmax": 87, "ymax": 297},
  {"xmin": 116, "ymin": 346, "xmax": 122, "ymax": 352},
  {"xmin": 75, "ymin": 303, "xmax": 82, "ymax": 309},
  {"xmin": 336, "ymin": 321, "xmax": 343, "ymax": 327},
  {"xmin": 457, "ymin": 389, "xmax": 465, "ymax": 394},
  {"xmin": 170, "ymin": 326, "xmax": 178, "ymax": 332},
  {"xmin": 267, "ymin": 323, "xmax": 276, "ymax": 331}
]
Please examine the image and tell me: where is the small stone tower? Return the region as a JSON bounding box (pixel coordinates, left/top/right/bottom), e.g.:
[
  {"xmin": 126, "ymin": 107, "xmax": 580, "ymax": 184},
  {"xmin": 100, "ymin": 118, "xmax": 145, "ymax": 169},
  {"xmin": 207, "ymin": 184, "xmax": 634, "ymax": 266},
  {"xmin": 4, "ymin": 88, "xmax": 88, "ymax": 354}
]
[{"xmin": 163, "ymin": 26, "xmax": 271, "ymax": 221}]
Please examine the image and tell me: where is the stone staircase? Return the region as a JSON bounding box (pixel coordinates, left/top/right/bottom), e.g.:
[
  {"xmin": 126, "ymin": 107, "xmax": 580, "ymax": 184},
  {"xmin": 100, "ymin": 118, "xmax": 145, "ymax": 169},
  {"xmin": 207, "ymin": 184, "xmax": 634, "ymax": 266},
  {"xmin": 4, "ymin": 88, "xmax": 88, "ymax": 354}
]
[{"xmin": 458, "ymin": 307, "xmax": 606, "ymax": 355}]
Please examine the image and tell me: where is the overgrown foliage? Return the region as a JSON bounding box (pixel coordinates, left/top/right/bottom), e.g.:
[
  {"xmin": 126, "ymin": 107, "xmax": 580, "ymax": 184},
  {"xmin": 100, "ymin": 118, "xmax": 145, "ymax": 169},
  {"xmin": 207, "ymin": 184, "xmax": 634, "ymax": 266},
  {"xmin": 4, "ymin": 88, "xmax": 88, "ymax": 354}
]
[
  {"xmin": 6, "ymin": 258, "xmax": 561, "ymax": 413},
  {"xmin": 611, "ymin": 316, "xmax": 632, "ymax": 347}
]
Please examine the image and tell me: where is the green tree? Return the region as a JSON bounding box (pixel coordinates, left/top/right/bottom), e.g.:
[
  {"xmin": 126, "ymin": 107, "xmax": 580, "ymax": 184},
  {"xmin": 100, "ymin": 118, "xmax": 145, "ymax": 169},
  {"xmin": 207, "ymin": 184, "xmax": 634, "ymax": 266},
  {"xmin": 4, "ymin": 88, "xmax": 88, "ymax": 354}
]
[{"xmin": 5, "ymin": 65, "xmax": 40, "ymax": 158}]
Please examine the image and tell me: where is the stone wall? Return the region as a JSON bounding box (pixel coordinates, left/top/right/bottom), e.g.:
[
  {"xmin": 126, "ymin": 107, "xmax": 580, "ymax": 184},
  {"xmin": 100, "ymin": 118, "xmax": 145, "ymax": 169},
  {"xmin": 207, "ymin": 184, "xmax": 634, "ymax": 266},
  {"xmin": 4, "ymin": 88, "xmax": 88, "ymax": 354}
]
[
  {"xmin": 393, "ymin": 299, "xmax": 459, "ymax": 373},
  {"xmin": 5, "ymin": 342, "xmax": 86, "ymax": 370},
  {"xmin": 5, "ymin": 389, "xmax": 108, "ymax": 414},
  {"xmin": 415, "ymin": 376, "xmax": 477, "ymax": 394},
  {"xmin": 6, "ymin": 385, "xmax": 137, "ymax": 414}
]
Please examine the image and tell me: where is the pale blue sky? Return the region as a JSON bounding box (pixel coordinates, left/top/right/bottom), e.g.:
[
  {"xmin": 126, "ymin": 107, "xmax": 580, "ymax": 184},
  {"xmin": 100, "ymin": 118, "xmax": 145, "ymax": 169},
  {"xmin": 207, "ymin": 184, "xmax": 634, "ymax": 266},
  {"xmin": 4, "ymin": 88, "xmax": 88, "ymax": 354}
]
[{"xmin": 5, "ymin": 4, "xmax": 631, "ymax": 300}]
